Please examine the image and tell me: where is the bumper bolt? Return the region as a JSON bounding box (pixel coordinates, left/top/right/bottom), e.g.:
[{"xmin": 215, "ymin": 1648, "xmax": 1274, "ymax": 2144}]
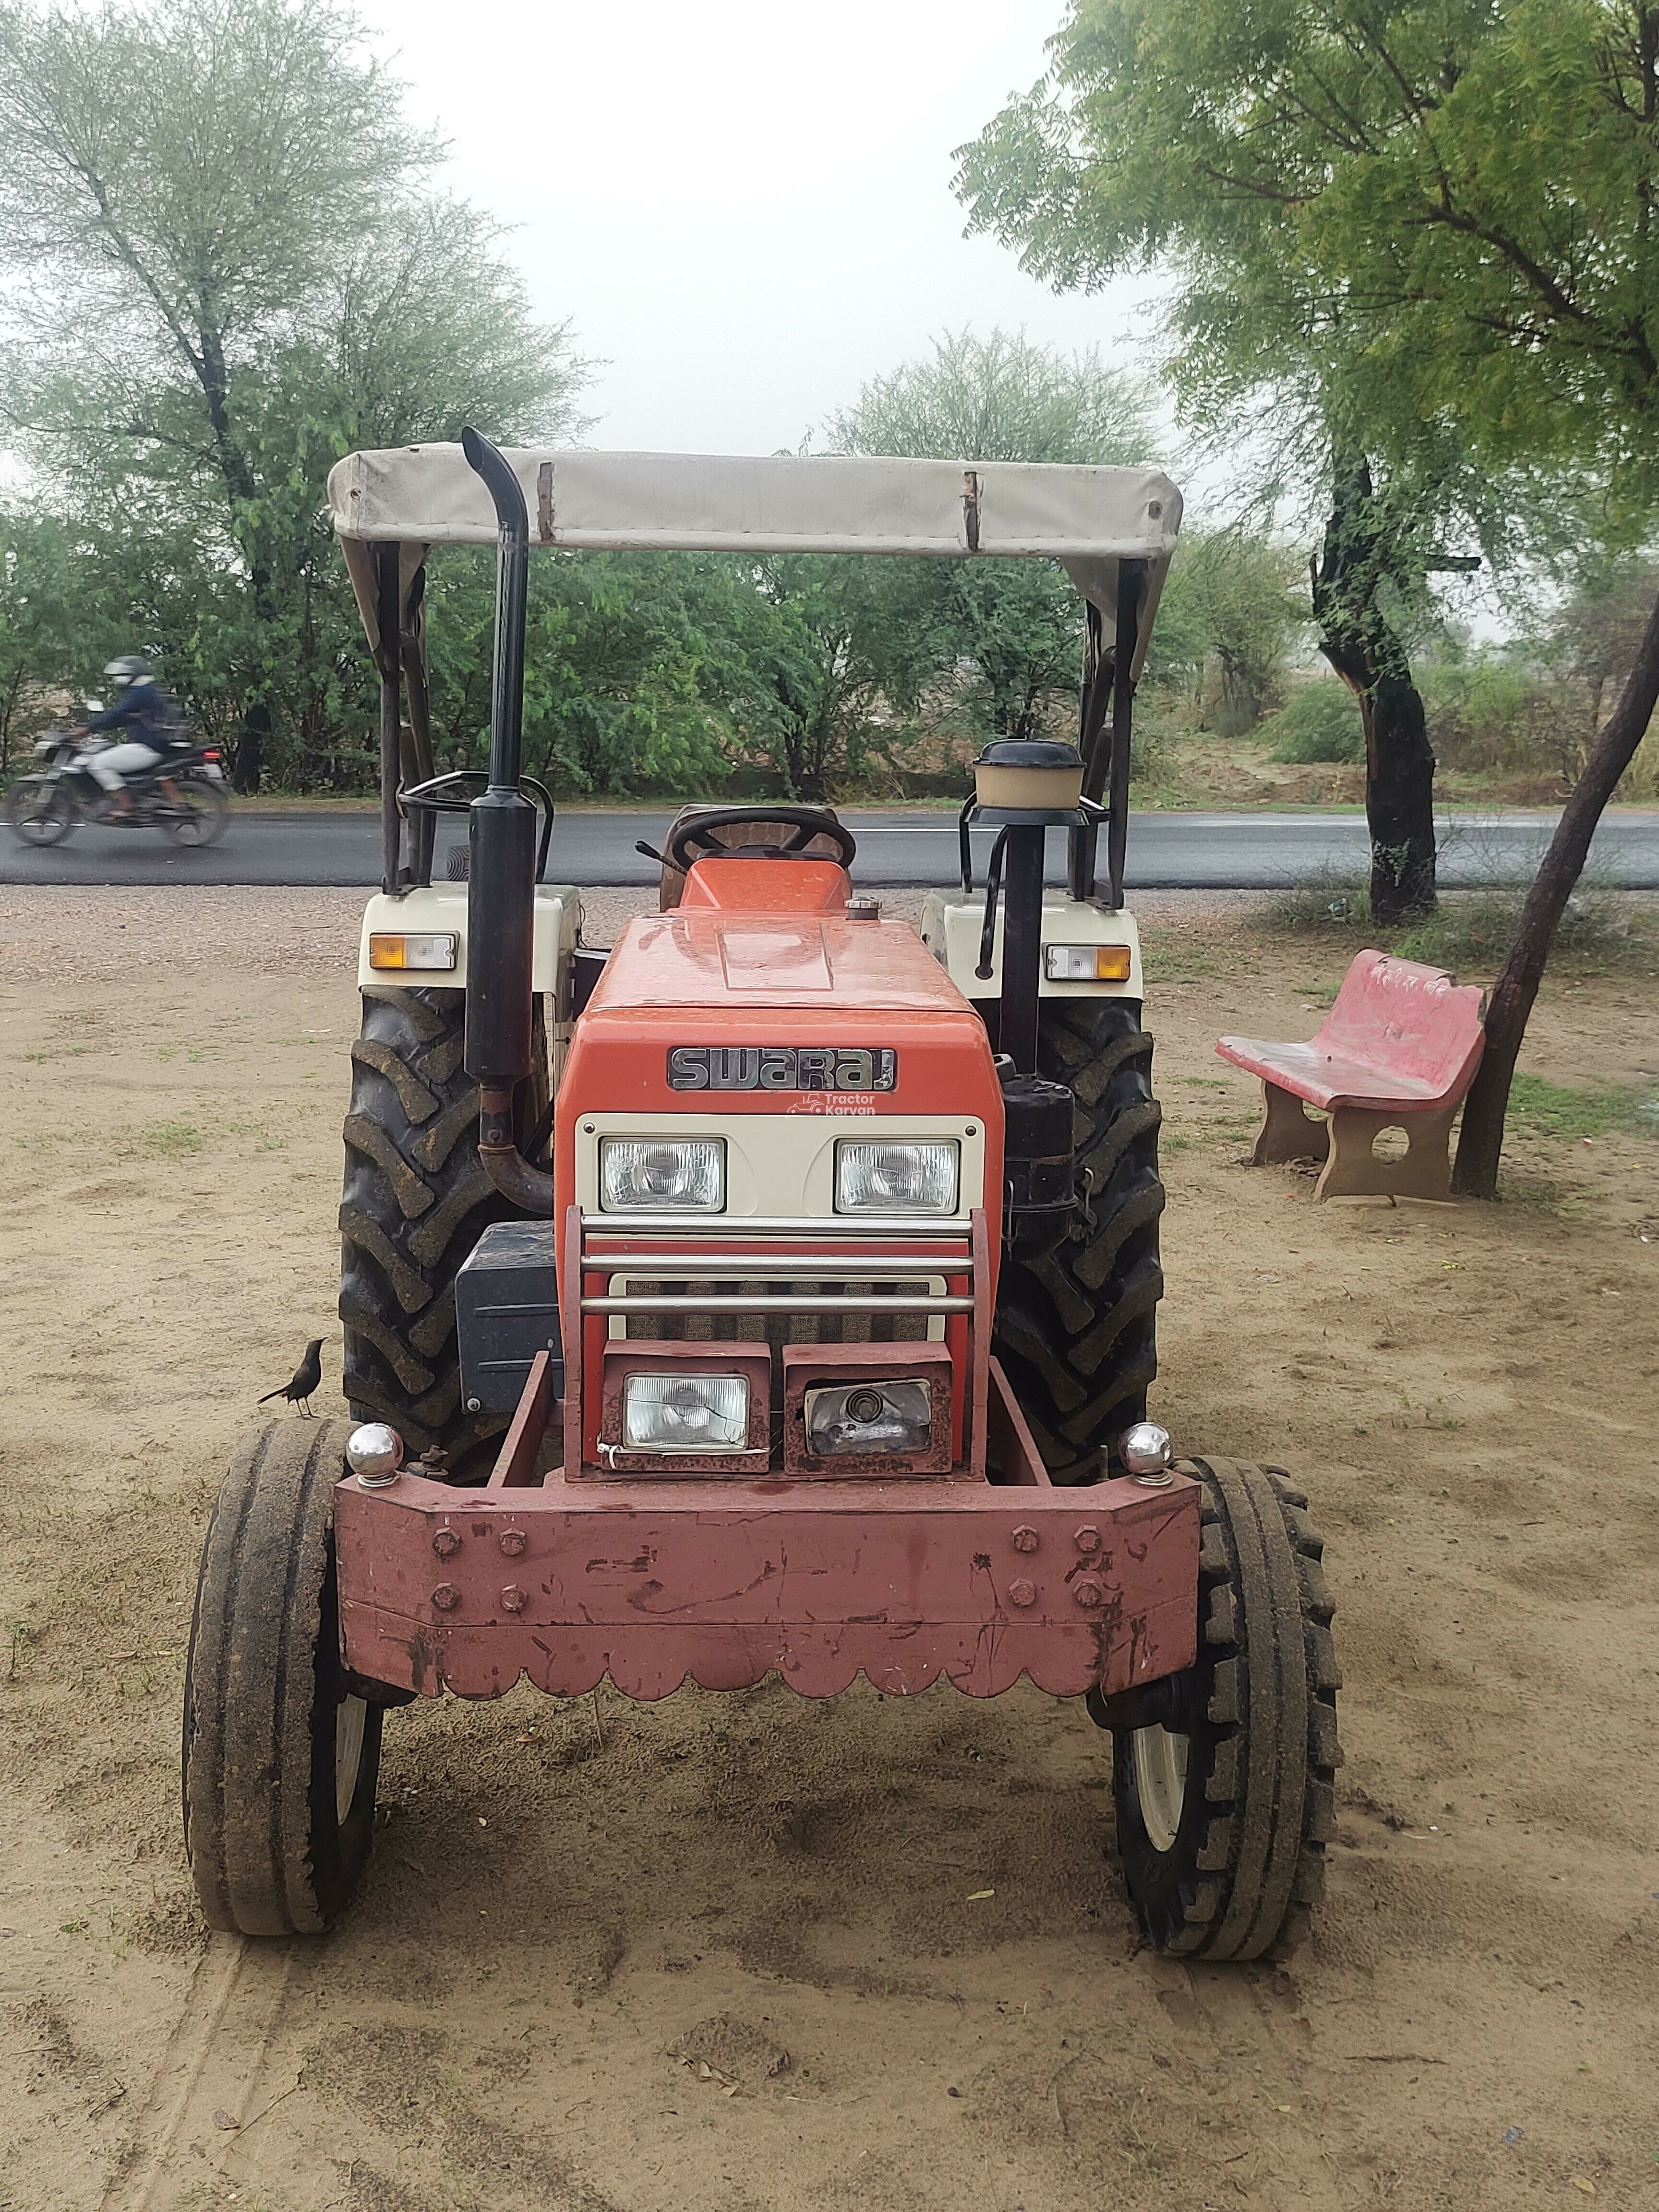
[
  {"xmin": 1010, "ymin": 1525, "xmax": 1039, "ymax": 1554},
  {"xmin": 500, "ymin": 1585, "xmax": 527, "ymax": 1614},
  {"xmin": 1073, "ymin": 1578, "xmax": 1104, "ymax": 1610},
  {"xmin": 432, "ymin": 1526, "xmax": 461, "ymax": 1559},
  {"xmin": 499, "ymin": 1529, "xmax": 527, "ymax": 1558},
  {"xmin": 1073, "ymin": 1525, "xmax": 1101, "ymax": 1554},
  {"xmin": 432, "ymin": 1584, "xmax": 459, "ymax": 1612},
  {"xmin": 1008, "ymin": 1578, "xmax": 1037, "ymax": 1608}
]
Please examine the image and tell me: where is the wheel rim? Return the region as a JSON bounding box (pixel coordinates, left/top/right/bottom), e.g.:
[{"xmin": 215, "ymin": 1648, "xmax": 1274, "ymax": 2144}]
[
  {"xmin": 334, "ymin": 1695, "xmax": 368, "ymax": 1824},
  {"xmin": 1131, "ymin": 1723, "xmax": 1190, "ymax": 1854},
  {"xmin": 169, "ymin": 793, "xmax": 213, "ymax": 844},
  {"xmin": 12, "ymin": 788, "xmax": 68, "ymax": 844}
]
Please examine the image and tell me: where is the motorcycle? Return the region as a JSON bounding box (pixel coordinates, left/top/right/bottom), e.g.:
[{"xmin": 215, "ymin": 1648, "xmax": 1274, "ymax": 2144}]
[{"xmin": 6, "ymin": 727, "xmax": 230, "ymax": 849}]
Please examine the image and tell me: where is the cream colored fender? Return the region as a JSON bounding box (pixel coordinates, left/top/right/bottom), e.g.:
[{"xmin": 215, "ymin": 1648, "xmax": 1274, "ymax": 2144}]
[
  {"xmin": 920, "ymin": 891, "xmax": 1142, "ymax": 1002},
  {"xmin": 356, "ymin": 882, "xmax": 583, "ymax": 1084}
]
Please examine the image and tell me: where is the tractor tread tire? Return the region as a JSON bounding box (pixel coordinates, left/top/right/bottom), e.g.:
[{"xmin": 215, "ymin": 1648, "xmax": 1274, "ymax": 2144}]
[
  {"xmin": 182, "ymin": 1419, "xmax": 380, "ymax": 1936},
  {"xmin": 991, "ymin": 998, "xmax": 1164, "ymax": 1480},
  {"xmin": 1110, "ymin": 1456, "xmax": 1342, "ymax": 1961},
  {"xmin": 339, "ymin": 987, "xmax": 548, "ymax": 1466}
]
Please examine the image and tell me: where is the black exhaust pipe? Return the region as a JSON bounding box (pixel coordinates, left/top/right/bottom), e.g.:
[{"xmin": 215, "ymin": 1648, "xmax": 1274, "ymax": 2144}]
[{"xmin": 460, "ymin": 428, "xmax": 549, "ymax": 1214}]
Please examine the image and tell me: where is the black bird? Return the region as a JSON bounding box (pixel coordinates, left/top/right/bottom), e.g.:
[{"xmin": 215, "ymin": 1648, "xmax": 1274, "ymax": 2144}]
[{"xmin": 260, "ymin": 1338, "xmax": 325, "ymax": 1418}]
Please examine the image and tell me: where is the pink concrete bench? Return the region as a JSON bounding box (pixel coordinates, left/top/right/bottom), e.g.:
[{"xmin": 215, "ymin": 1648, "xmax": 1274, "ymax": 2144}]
[{"xmin": 1216, "ymin": 950, "xmax": 1486, "ymax": 1201}]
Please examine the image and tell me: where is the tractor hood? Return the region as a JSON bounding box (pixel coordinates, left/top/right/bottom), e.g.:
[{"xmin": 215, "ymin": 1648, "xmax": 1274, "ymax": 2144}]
[{"xmin": 555, "ymin": 908, "xmax": 1004, "ymax": 1147}]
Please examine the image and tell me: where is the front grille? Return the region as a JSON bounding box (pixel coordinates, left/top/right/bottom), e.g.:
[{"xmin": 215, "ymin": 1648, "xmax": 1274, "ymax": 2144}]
[{"xmin": 614, "ymin": 1277, "xmax": 935, "ymax": 1346}]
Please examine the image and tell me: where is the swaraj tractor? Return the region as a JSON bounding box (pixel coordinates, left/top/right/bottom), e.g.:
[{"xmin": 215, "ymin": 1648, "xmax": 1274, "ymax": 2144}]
[{"xmin": 183, "ymin": 436, "xmax": 1341, "ymax": 1956}]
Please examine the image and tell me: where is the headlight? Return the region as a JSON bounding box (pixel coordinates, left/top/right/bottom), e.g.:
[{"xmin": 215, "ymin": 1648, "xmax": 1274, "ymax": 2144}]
[
  {"xmin": 835, "ymin": 1139, "xmax": 958, "ymax": 1215},
  {"xmin": 600, "ymin": 1136, "xmax": 725, "ymax": 1211},
  {"xmin": 805, "ymin": 1380, "xmax": 932, "ymax": 1457},
  {"xmin": 623, "ymin": 1372, "xmax": 748, "ymax": 1451}
]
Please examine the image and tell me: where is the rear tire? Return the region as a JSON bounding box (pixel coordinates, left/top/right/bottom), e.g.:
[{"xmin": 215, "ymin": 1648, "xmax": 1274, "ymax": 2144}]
[
  {"xmin": 339, "ymin": 987, "xmax": 550, "ymax": 1467},
  {"xmin": 182, "ymin": 1419, "xmax": 381, "ymax": 1936},
  {"xmin": 7, "ymin": 780, "xmax": 75, "ymax": 846},
  {"xmin": 158, "ymin": 773, "xmax": 228, "ymax": 847},
  {"xmin": 1104, "ymin": 1457, "xmax": 1341, "ymax": 1960},
  {"xmin": 990, "ymin": 998, "xmax": 1164, "ymax": 1479}
]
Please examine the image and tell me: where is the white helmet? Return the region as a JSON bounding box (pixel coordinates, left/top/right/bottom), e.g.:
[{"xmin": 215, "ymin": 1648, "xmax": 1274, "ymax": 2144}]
[{"xmin": 104, "ymin": 655, "xmax": 152, "ymax": 690}]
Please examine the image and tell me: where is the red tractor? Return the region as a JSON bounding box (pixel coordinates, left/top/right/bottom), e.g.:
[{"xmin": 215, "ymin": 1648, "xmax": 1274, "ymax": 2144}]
[{"xmin": 183, "ymin": 435, "xmax": 1339, "ymax": 1957}]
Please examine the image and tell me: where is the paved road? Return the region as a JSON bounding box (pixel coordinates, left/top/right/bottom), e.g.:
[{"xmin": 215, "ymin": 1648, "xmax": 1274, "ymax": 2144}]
[{"xmin": 4, "ymin": 806, "xmax": 1658, "ymax": 890}]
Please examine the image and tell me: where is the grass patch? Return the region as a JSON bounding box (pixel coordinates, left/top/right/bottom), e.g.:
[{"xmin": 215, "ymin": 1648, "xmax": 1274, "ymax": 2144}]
[
  {"xmin": 1272, "ymin": 865, "xmax": 1652, "ymax": 980},
  {"xmin": 1270, "ymin": 867, "xmax": 1372, "ymax": 935},
  {"xmin": 1505, "ymin": 1073, "xmax": 1655, "ymax": 1141},
  {"xmin": 117, "ymin": 1118, "xmax": 206, "ymax": 1160}
]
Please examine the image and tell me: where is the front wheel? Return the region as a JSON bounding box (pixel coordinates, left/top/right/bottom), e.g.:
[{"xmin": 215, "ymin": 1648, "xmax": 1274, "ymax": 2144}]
[
  {"xmin": 1102, "ymin": 1457, "xmax": 1341, "ymax": 1960},
  {"xmin": 182, "ymin": 1419, "xmax": 382, "ymax": 1935},
  {"xmin": 6, "ymin": 779, "xmax": 76, "ymax": 846},
  {"xmin": 157, "ymin": 774, "xmax": 228, "ymax": 847}
]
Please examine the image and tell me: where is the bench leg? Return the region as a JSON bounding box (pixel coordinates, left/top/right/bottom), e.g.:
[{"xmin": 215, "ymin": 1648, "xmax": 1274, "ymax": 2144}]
[
  {"xmin": 1314, "ymin": 1105, "xmax": 1458, "ymax": 1202},
  {"xmin": 1251, "ymin": 1081, "xmax": 1331, "ymax": 1166}
]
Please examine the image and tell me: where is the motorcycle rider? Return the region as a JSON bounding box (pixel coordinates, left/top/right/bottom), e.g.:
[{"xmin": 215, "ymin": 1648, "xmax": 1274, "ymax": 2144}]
[{"xmin": 80, "ymin": 656, "xmax": 186, "ymax": 816}]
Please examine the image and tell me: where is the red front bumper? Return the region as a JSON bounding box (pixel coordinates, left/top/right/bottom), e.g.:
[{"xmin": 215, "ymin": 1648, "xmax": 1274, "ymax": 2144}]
[{"xmin": 335, "ymin": 1372, "xmax": 1199, "ymax": 1704}]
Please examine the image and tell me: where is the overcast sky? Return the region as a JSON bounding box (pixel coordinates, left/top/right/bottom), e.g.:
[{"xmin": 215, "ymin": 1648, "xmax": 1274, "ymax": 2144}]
[{"xmin": 353, "ymin": 0, "xmax": 1166, "ymax": 457}]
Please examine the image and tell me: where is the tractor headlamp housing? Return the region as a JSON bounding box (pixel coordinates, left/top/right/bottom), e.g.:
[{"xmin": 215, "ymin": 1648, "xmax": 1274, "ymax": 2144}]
[
  {"xmin": 600, "ymin": 1136, "xmax": 725, "ymax": 1212},
  {"xmin": 804, "ymin": 1380, "xmax": 932, "ymax": 1457},
  {"xmin": 622, "ymin": 1371, "xmax": 748, "ymax": 1452},
  {"xmin": 834, "ymin": 1139, "xmax": 959, "ymax": 1215}
]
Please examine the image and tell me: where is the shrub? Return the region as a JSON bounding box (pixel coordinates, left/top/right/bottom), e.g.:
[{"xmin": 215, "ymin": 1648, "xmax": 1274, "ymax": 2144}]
[{"xmin": 1262, "ymin": 681, "xmax": 1364, "ymax": 764}]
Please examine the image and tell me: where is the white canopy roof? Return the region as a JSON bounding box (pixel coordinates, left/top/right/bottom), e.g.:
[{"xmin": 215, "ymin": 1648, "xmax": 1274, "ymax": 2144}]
[{"xmin": 327, "ymin": 444, "xmax": 1183, "ymax": 674}]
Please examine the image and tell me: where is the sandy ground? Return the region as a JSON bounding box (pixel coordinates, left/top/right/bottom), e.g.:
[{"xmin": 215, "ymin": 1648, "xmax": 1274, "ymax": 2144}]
[{"xmin": 0, "ymin": 884, "xmax": 1656, "ymax": 2212}]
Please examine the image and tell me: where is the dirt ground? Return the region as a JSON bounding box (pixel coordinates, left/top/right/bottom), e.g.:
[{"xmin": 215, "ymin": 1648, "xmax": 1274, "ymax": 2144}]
[{"xmin": 1, "ymin": 884, "xmax": 1656, "ymax": 2212}]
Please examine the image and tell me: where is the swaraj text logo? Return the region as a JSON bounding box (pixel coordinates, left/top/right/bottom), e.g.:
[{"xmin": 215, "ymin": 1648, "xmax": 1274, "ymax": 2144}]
[{"xmin": 668, "ymin": 1046, "xmax": 898, "ymax": 1093}]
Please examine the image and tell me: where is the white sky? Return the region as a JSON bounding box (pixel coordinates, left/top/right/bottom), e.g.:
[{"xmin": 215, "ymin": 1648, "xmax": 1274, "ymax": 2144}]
[{"xmin": 353, "ymin": 0, "xmax": 1166, "ymax": 457}]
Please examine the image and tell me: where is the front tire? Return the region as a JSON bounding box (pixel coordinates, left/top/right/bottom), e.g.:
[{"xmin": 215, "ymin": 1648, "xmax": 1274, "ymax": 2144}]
[
  {"xmin": 1104, "ymin": 1457, "xmax": 1341, "ymax": 1960},
  {"xmin": 991, "ymin": 998, "xmax": 1164, "ymax": 1479},
  {"xmin": 7, "ymin": 780, "xmax": 75, "ymax": 846},
  {"xmin": 339, "ymin": 987, "xmax": 550, "ymax": 1467},
  {"xmin": 182, "ymin": 1420, "xmax": 382, "ymax": 1936}
]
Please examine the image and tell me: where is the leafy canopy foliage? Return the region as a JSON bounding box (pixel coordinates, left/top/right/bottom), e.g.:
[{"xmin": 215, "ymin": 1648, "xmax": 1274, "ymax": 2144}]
[
  {"xmin": 830, "ymin": 327, "xmax": 1161, "ymax": 744},
  {"xmin": 957, "ymin": 0, "xmax": 1659, "ymax": 508},
  {"xmin": 0, "ymin": 0, "xmax": 586, "ymax": 785}
]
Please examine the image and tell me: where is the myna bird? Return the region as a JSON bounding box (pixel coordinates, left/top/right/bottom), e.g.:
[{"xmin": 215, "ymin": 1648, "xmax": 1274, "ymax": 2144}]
[{"xmin": 260, "ymin": 1338, "xmax": 325, "ymax": 1417}]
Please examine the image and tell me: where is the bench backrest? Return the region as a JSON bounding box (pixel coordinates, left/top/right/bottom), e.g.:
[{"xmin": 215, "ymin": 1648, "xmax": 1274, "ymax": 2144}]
[{"xmin": 1317, "ymin": 950, "xmax": 1486, "ymax": 1093}]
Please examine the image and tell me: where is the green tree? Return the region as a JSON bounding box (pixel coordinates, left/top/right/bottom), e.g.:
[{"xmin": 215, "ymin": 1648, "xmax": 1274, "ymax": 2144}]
[
  {"xmin": 729, "ymin": 556, "xmax": 934, "ymax": 801},
  {"xmin": 830, "ymin": 328, "xmax": 1159, "ymax": 747},
  {"xmin": 0, "ymin": 0, "xmax": 585, "ymax": 788},
  {"xmin": 958, "ymin": 0, "xmax": 1659, "ymax": 1191},
  {"xmin": 953, "ymin": 16, "xmax": 1516, "ymax": 920},
  {"xmin": 0, "ymin": 507, "xmax": 96, "ymax": 771},
  {"xmin": 1164, "ymin": 531, "xmax": 1307, "ymax": 731}
]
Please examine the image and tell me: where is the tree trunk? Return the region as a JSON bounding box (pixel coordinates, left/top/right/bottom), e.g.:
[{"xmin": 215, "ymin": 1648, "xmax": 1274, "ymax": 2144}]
[
  {"xmin": 234, "ymin": 695, "xmax": 270, "ymax": 794},
  {"xmin": 1311, "ymin": 451, "xmax": 1437, "ymax": 926},
  {"xmin": 1452, "ymin": 585, "xmax": 1659, "ymax": 1198},
  {"xmin": 1360, "ymin": 671, "xmax": 1438, "ymax": 921}
]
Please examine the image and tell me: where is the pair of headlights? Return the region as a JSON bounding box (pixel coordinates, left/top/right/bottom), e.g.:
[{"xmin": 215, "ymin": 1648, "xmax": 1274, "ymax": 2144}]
[
  {"xmin": 599, "ymin": 1135, "xmax": 960, "ymax": 1215},
  {"xmin": 622, "ymin": 1370, "xmax": 932, "ymax": 1457}
]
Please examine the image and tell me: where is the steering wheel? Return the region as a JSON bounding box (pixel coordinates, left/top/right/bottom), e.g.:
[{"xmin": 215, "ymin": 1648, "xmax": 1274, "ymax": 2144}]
[{"xmin": 665, "ymin": 805, "xmax": 857, "ymax": 876}]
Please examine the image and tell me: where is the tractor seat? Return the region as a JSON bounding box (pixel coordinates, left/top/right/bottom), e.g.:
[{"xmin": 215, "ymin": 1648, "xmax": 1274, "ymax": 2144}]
[{"xmin": 657, "ymin": 804, "xmax": 851, "ymax": 910}]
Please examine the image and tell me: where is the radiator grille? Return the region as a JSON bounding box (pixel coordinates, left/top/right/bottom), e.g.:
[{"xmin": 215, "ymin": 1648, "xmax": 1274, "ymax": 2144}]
[{"xmin": 612, "ymin": 1277, "xmax": 937, "ymax": 1346}]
